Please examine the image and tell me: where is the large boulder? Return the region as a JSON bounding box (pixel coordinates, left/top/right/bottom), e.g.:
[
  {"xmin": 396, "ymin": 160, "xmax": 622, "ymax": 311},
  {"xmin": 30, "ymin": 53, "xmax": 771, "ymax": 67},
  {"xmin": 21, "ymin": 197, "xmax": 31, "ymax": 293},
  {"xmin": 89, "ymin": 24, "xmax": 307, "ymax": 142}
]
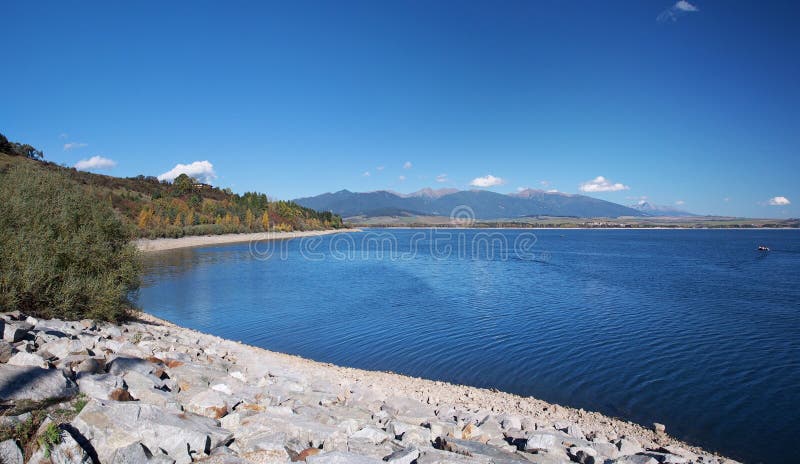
[
  {"xmin": 76, "ymin": 373, "xmax": 126, "ymax": 400},
  {"xmin": 7, "ymin": 351, "xmax": 49, "ymax": 368},
  {"xmin": 49, "ymin": 426, "xmax": 93, "ymax": 464},
  {"xmin": 71, "ymin": 399, "xmax": 232, "ymax": 464},
  {"xmin": 0, "ymin": 365, "xmax": 77, "ymax": 401},
  {"xmin": 0, "ymin": 439, "xmax": 23, "ymax": 464},
  {"xmin": 0, "ymin": 341, "xmax": 14, "ymax": 363},
  {"xmin": 3, "ymin": 321, "xmax": 32, "ymax": 343},
  {"xmin": 306, "ymin": 451, "xmax": 382, "ymax": 463}
]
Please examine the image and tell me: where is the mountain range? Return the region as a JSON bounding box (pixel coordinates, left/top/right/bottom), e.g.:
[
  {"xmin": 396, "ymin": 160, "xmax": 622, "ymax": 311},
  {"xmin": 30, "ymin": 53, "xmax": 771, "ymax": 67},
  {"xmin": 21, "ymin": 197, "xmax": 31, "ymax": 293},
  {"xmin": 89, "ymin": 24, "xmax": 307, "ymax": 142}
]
[
  {"xmin": 293, "ymin": 188, "xmax": 687, "ymax": 219},
  {"xmin": 629, "ymin": 200, "xmax": 697, "ymax": 217}
]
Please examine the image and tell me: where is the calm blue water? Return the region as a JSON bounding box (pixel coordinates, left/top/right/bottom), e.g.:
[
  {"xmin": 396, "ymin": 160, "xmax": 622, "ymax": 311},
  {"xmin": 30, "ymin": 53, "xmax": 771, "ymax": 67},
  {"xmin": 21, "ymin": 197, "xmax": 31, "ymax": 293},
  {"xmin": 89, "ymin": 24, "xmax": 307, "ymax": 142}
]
[{"xmin": 138, "ymin": 229, "xmax": 800, "ymax": 463}]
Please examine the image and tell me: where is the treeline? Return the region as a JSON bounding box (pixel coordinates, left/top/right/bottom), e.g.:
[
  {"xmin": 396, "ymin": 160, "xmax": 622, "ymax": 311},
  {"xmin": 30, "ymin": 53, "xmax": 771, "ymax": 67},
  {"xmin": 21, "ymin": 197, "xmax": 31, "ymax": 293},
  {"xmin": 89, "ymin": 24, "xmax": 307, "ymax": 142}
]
[
  {"xmin": 127, "ymin": 174, "xmax": 343, "ymax": 239},
  {"xmin": 0, "ymin": 133, "xmax": 44, "ymax": 160},
  {"xmin": 0, "ymin": 133, "xmax": 344, "ymax": 239}
]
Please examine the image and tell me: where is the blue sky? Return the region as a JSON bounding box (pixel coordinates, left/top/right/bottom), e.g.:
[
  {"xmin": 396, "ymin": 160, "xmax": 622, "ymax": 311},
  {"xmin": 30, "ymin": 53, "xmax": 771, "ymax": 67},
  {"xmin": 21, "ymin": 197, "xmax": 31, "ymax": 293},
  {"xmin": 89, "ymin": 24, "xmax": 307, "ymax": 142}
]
[{"xmin": 2, "ymin": 1, "xmax": 798, "ymax": 217}]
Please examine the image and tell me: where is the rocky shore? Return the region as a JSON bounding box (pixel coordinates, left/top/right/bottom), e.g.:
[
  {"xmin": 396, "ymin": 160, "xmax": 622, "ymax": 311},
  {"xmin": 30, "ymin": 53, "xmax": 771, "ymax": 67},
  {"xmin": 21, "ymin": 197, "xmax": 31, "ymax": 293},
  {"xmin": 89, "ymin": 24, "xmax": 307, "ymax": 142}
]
[{"xmin": 0, "ymin": 311, "xmax": 740, "ymax": 464}]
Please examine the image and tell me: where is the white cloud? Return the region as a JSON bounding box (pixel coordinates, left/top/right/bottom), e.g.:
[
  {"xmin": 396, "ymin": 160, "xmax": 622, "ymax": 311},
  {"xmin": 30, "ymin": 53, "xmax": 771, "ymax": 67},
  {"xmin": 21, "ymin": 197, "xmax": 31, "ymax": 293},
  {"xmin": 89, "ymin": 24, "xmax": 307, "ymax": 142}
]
[
  {"xmin": 470, "ymin": 174, "xmax": 506, "ymax": 188},
  {"xmin": 540, "ymin": 180, "xmax": 550, "ymax": 187},
  {"xmin": 658, "ymin": 0, "xmax": 699, "ymax": 22},
  {"xmin": 675, "ymin": 0, "xmax": 699, "ymax": 12},
  {"xmin": 158, "ymin": 160, "xmax": 217, "ymax": 183},
  {"xmin": 362, "ymin": 171, "xmax": 371, "ymax": 177},
  {"xmin": 63, "ymin": 142, "xmax": 88, "ymax": 151},
  {"xmin": 59, "ymin": 133, "xmax": 69, "ymax": 139},
  {"xmin": 436, "ymin": 174, "xmax": 448, "ymax": 183},
  {"xmin": 723, "ymin": 197, "xmax": 730, "ymax": 202},
  {"xmin": 546, "ymin": 189, "xmax": 559, "ymax": 193},
  {"xmin": 74, "ymin": 155, "xmax": 116, "ymax": 171},
  {"xmin": 376, "ymin": 166, "xmax": 385, "ymax": 171},
  {"xmin": 675, "ymin": 200, "xmax": 685, "ymax": 206},
  {"xmin": 403, "ymin": 161, "xmax": 412, "ymax": 169},
  {"xmin": 517, "ymin": 186, "xmax": 528, "ymax": 192},
  {"xmin": 398, "ymin": 175, "xmax": 406, "ymax": 182},
  {"xmin": 768, "ymin": 196, "xmax": 791, "ymax": 206},
  {"xmin": 579, "ymin": 176, "xmax": 630, "ymax": 193}
]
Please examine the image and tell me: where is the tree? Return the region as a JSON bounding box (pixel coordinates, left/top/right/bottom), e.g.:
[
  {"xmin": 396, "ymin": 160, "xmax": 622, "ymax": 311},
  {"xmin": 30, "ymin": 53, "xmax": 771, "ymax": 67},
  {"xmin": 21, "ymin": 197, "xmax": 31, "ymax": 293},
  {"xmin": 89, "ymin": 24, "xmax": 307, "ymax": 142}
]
[
  {"xmin": 173, "ymin": 174, "xmax": 194, "ymax": 195},
  {"xmin": 261, "ymin": 212, "xmax": 270, "ymax": 231},
  {"xmin": 137, "ymin": 209, "xmax": 153, "ymax": 229},
  {"xmin": 0, "ymin": 165, "xmax": 140, "ymax": 321},
  {"xmin": 245, "ymin": 209, "xmax": 255, "ymax": 230}
]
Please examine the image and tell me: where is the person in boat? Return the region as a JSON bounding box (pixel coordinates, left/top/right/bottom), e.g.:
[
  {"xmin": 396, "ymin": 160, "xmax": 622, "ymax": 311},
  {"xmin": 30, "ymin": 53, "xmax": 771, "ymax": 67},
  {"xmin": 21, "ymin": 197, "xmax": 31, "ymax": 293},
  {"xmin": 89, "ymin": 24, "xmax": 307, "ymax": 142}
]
[{"xmin": 758, "ymin": 245, "xmax": 770, "ymax": 251}]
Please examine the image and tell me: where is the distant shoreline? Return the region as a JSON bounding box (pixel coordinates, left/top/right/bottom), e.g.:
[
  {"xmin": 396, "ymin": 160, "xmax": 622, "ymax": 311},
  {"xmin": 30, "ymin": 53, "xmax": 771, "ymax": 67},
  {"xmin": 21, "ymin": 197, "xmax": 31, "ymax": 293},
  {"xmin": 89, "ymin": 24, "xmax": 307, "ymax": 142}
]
[
  {"xmin": 135, "ymin": 228, "xmax": 359, "ymax": 252},
  {"xmin": 350, "ymin": 225, "xmax": 799, "ymax": 230}
]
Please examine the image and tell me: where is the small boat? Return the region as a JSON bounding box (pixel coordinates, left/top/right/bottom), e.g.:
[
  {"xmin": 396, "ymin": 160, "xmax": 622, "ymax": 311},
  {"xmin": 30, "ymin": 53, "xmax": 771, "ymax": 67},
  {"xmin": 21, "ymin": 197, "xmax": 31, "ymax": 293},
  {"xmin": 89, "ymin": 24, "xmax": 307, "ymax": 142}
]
[{"xmin": 757, "ymin": 245, "xmax": 770, "ymax": 251}]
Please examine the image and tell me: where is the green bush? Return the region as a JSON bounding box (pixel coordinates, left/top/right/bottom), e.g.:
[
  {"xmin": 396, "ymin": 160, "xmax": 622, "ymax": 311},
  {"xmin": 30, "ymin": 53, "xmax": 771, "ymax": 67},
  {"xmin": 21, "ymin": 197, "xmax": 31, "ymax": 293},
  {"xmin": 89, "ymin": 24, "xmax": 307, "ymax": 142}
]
[{"xmin": 0, "ymin": 165, "xmax": 140, "ymax": 321}]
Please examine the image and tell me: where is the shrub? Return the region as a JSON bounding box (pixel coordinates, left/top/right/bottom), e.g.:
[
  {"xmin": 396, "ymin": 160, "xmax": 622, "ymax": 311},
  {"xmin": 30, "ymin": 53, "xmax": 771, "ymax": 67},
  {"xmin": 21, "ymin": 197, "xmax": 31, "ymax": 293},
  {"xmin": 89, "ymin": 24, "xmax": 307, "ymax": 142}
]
[{"xmin": 0, "ymin": 165, "xmax": 140, "ymax": 321}]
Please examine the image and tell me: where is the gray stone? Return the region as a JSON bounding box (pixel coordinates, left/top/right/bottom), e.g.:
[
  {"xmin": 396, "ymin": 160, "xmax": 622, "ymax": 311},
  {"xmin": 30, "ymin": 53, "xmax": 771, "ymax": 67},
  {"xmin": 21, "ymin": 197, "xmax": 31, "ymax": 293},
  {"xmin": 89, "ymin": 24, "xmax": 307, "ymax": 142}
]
[
  {"xmin": 399, "ymin": 426, "xmax": 432, "ymax": 447},
  {"xmin": 41, "ymin": 339, "xmax": 89, "ymax": 360},
  {"xmin": 416, "ymin": 448, "xmax": 490, "ymax": 463},
  {"xmin": 591, "ymin": 442, "xmax": 619, "ymax": 459},
  {"xmin": 123, "ymin": 371, "xmax": 180, "ymax": 410},
  {"xmin": 185, "ymin": 388, "xmax": 231, "ymax": 419},
  {"xmin": 108, "ymin": 357, "xmax": 156, "ymax": 376},
  {"xmin": 50, "ymin": 426, "xmax": 93, "ymax": 464},
  {"xmin": 74, "ymin": 357, "xmax": 104, "ymax": 375},
  {"xmin": 110, "ymin": 442, "xmax": 153, "ymax": 464},
  {"xmin": 383, "ymin": 447, "xmax": 420, "ymax": 464},
  {"xmin": 499, "ymin": 415, "xmax": 522, "ymax": 431},
  {"xmin": 0, "ymin": 364, "xmax": 77, "ymax": 401},
  {"xmin": 524, "ymin": 432, "xmax": 561, "ymax": 452},
  {"xmin": 0, "ymin": 439, "xmax": 23, "ymax": 464},
  {"xmin": 443, "ymin": 438, "xmax": 530, "ymax": 464},
  {"xmin": 71, "ymin": 399, "xmax": 232, "ymax": 464},
  {"xmin": 3, "ymin": 321, "xmax": 32, "ymax": 343},
  {"xmin": 568, "ymin": 446, "xmax": 598, "ymax": 464},
  {"xmin": 382, "ymin": 396, "xmax": 435, "ymax": 424},
  {"xmin": 350, "ymin": 426, "xmax": 390, "ymax": 444},
  {"xmin": 639, "ymin": 452, "xmax": 688, "ymax": 464},
  {"xmin": 652, "ymin": 423, "xmax": 666, "ymax": 434},
  {"xmin": 608, "ymin": 456, "xmax": 659, "ymax": 464},
  {"xmin": 306, "ymin": 451, "xmax": 382, "ymax": 463},
  {"xmin": 239, "ymin": 413, "xmax": 339, "ymax": 449},
  {"xmin": 616, "ymin": 438, "xmax": 643, "ymax": 456},
  {"xmin": 0, "ymin": 341, "xmax": 14, "ymax": 363},
  {"xmin": 7, "ymin": 351, "xmax": 49, "ymax": 368},
  {"xmin": 77, "ymin": 373, "xmax": 125, "ymax": 400}
]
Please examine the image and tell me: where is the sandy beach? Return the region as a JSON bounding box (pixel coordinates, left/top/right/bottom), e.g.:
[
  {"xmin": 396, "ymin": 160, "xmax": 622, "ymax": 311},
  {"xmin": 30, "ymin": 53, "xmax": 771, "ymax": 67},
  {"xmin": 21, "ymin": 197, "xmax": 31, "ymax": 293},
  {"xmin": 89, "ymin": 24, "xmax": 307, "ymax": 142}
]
[{"xmin": 135, "ymin": 228, "xmax": 359, "ymax": 252}]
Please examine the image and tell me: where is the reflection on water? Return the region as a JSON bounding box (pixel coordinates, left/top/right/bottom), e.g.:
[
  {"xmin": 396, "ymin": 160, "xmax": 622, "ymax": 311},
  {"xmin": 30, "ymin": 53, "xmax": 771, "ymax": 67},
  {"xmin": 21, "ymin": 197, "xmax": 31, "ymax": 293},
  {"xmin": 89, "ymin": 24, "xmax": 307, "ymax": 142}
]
[{"xmin": 137, "ymin": 229, "xmax": 800, "ymax": 464}]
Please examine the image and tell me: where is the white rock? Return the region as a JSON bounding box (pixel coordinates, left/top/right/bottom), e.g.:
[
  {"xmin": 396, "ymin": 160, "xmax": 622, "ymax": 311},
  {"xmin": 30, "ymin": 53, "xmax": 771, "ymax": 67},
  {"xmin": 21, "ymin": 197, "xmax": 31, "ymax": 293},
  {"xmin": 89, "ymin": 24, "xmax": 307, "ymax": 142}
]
[
  {"xmin": 525, "ymin": 432, "xmax": 561, "ymax": 452},
  {"xmin": 0, "ymin": 439, "xmax": 23, "ymax": 464},
  {"xmin": 306, "ymin": 451, "xmax": 382, "ymax": 463},
  {"xmin": 350, "ymin": 426, "xmax": 390, "ymax": 444},
  {"xmin": 7, "ymin": 351, "xmax": 49, "ymax": 368},
  {"xmin": 383, "ymin": 447, "xmax": 420, "ymax": 464},
  {"xmin": 77, "ymin": 373, "xmax": 125, "ymax": 400},
  {"xmin": 71, "ymin": 399, "xmax": 232, "ymax": 464},
  {"xmin": 3, "ymin": 321, "xmax": 32, "ymax": 343}
]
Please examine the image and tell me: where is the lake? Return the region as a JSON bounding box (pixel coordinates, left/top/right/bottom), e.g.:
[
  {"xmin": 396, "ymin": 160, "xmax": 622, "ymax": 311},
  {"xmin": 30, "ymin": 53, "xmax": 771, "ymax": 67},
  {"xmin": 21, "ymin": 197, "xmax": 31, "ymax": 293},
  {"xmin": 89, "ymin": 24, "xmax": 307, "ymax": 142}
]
[{"xmin": 138, "ymin": 228, "xmax": 800, "ymax": 463}]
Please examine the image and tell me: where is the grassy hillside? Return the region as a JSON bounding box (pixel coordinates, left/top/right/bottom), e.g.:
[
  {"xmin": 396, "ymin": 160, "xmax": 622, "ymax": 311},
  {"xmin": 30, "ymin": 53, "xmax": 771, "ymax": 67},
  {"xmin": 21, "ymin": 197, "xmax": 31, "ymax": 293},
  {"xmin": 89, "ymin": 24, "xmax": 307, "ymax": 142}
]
[{"xmin": 0, "ymin": 134, "xmax": 343, "ymax": 239}]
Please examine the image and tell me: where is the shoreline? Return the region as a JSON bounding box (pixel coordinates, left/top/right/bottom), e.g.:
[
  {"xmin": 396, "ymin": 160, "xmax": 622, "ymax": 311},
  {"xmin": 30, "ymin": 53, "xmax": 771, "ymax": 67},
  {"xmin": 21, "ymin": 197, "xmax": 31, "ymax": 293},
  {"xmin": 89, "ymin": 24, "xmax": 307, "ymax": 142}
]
[
  {"xmin": 0, "ymin": 310, "xmax": 740, "ymax": 463},
  {"xmin": 134, "ymin": 228, "xmax": 360, "ymax": 252}
]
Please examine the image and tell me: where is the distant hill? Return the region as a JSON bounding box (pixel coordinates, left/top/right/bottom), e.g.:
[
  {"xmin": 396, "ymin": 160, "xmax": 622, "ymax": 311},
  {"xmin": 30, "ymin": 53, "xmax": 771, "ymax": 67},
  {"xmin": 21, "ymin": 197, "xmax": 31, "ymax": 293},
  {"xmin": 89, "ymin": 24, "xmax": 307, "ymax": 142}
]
[
  {"xmin": 294, "ymin": 188, "xmax": 646, "ymax": 219},
  {"xmin": 0, "ymin": 133, "xmax": 343, "ymax": 238},
  {"xmin": 630, "ymin": 200, "xmax": 697, "ymax": 217}
]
